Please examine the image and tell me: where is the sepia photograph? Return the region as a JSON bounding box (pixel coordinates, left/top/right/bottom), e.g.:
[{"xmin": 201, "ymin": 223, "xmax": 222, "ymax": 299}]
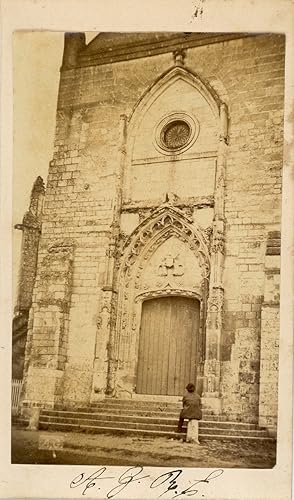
[
  {"xmin": 11, "ymin": 29, "xmax": 285, "ymax": 471},
  {"xmin": 1, "ymin": 1, "xmax": 293, "ymax": 499}
]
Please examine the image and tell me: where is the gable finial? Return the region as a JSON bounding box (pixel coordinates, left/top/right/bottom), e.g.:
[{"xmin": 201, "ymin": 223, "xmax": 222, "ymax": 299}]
[{"xmin": 173, "ymin": 49, "xmax": 186, "ymax": 67}]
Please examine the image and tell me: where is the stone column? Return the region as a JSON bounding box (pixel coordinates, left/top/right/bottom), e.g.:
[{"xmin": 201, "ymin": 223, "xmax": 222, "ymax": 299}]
[
  {"xmin": 92, "ymin": 115, "xmax": 127, "ymax": 398},
  {"xmin": 202, "ymin": 103, "xmax": 228, "ymax": 414}
]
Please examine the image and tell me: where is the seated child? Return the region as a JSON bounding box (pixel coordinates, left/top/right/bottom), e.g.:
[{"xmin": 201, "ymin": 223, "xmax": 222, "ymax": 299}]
[{"xmin": 178, "ymin": 382, "xmax": 202, "ymax": 433}]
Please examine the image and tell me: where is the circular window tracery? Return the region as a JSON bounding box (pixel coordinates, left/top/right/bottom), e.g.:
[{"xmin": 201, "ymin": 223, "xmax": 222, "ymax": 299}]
[
  {"xmin": 161, "ymin": 120, "xmax": 191, "ymax": 150},
  {"xmin": 153, "ymin": 112, "xmax": 199, "ymax": 155}
]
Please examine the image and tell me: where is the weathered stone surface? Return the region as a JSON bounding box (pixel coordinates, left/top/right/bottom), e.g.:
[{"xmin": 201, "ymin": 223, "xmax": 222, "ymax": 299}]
[{"xmin": 19, "ymin": 33, "xmax": 283, "ymax": 432}]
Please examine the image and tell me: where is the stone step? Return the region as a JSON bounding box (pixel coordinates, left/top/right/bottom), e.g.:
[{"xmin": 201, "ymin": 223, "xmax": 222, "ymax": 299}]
[
  {"xmin": 60, "ymin": 405, "xmax": 220, "ymax": 419},
  {"xmin": 40, "ymin": 415, "xmax": 268, "ymax": 437},
  {"xmin": 68, "ymin": 407, "xmax": 182, "ymax": 418},
  {"xmin": 89, "ymin": 409, "xmax": 229, "ymax": 421},
  {"xmin": 90, "ymin": 402, "xmax": 183, "ymax": 412},
  {"xmin": 90, "ymin": 399, "xmax": 182, "ymax": 409},
  {"xmin": 41, "ymin": 410, "xmax": 259, "ymax": 430},
  {"xmin": 12, "ymin": 416, "xmax": 28, "ymax": 427},
  {"xmin": 38, "ymin": 421, "xmax": 275, "ymax": 442}
]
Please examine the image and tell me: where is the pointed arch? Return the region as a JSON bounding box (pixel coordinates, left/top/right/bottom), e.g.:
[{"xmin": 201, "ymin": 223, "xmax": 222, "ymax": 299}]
[
  {"xmin": 120, "ymin": 204, "xmax": 210, "ymax": 283},
  {"xmin": 113, "ymin": 205, "xmax": 211, "ymax": 394},
  {"xmin": 127, "ymin": 65, "xmax": 222, "ymax": 136}
]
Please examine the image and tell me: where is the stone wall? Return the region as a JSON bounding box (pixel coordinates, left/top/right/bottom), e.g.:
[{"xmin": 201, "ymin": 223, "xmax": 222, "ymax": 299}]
[
  {"xmin": 22, "ymin": 33, "xmax": 284, "ymax": 426},
  {"xmin": 258, "ymin": 232, "xmax": 280, "ymax": 431}
]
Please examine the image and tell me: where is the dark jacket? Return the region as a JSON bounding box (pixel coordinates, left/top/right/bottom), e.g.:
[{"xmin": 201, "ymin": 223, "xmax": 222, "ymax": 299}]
[{"xmin": 180, "ymin": 392, "xmax": 202, "ymax": 420}]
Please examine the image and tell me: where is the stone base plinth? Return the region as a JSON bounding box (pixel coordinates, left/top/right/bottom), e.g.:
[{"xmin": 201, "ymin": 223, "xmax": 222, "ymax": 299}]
[
  {"xmin": 28, "ymin": 407, "xmax": 40, "ymax": 430},
  {"xmin": 258, "ymin": 414, "xmax": 277, "ymax": 436},
  {"xmin": 22, "ymin": 366, "xmax": 64, "ymax": 408},
  {"xmin": 186, "ymin": 420, "xmax": 200, "ymax": 444}
]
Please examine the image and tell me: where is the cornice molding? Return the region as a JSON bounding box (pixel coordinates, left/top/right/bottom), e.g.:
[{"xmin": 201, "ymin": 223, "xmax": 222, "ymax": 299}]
[{"xmin": 63, "ymin": 33, "xmax": 262, "ymax": 70}]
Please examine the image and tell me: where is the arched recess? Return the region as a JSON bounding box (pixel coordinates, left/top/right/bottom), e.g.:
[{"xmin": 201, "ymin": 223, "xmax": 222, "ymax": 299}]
[
  {"xmin": 123, "ymin": 65, "xmax": 226, "ymax": 205},
  {"xmin": 128, "ymin": 65, "xmax": 222, "ymax": 128},
  {"xmin": 113, "ymin": 204, "xmax": 211, "ymax": 396}
]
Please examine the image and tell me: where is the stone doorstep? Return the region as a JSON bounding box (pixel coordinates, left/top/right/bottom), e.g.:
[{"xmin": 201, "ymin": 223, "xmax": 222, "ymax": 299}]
[
  {"xmin": 43, "ymin": 407, "xmax": 220, "ymax": 419},
  {"xmin": 40, "ymin": 410, "xmax": 260, "ymax": 430},
  {"xmin": 82, "ymin": 399, "xmax": 183, "ymax": 410},
  {"xmin": 62, "ymin": 409, "xmax": 229, "ymax": 421},
  {"xmin": 39, "ymin": 416, "xmax": 269, "ymax": 437},
  {"xmin": 38, "ymin": 422, "xmax": 275, "ymax": 442},
  {"xmin": 62, "ymin": 403, "xmax": 213, "ymax": 414}
]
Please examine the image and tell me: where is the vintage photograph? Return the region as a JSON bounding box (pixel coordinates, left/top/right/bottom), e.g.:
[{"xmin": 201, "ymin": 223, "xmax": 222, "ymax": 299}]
[{"xmin": 11, "ymin": 30, "xmax": 285, "ymax": 469}]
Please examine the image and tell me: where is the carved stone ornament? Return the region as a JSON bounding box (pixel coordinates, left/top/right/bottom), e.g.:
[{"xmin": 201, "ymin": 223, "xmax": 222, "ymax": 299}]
[
  {"xmin": 158, "ymin": 254, "xmax": 184, "ymax": 277},
  {"xmin": 211, "ymin": 230, "xmax": 225, "ymax": 254},
  {"xmin": 135, "ymin": 288, "xmax": 201, "ymax": 303},
  {"xmin": 137, "ymin": 208, "xmax": 154, "ymax": 224},
  {"xmin": 121, "ymin": 205, "xmax": 210, "ymax": 282},
  {"xmin": 173, "ymin": 49, "xmax": 186, "ymax": 66},
  {"xmin": 208, "ymin": 286, "xmax": 224, "ymax": 312},
  {"xmin": 203, "ymin": 226, "xmax": 213, "ymax": 247}
]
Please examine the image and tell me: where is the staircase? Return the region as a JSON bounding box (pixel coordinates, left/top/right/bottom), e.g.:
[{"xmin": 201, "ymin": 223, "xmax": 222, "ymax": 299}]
[{"xmin": 35, "ymin": 399, "xmax": 274, "ymax": 442}]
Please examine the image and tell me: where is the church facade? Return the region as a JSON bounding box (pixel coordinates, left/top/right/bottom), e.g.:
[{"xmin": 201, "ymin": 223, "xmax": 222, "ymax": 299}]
[{"xmin": 19, "ymin": 32, "xmax": 284, "ymax": 433}]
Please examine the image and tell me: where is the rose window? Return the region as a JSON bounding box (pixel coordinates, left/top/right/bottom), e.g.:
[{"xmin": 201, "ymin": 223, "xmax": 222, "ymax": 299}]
[{"xmin": 161, "ymin": 120, "xmax": 191, "ymax": 150}]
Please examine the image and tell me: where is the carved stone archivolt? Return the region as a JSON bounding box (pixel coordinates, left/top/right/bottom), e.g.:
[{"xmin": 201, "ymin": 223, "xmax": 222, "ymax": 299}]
[
  {"xmin": 135, "ymin": 288, "xmax": 201, "ymax": 303},
  {"xmin": 120, "ymin": 204, "xmax": 210, "ymax": 281}
]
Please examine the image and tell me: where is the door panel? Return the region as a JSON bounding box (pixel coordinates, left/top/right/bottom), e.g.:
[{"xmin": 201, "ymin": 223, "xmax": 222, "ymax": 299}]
[{"xmin": 136, "ymin": 296, "xmax": 200, "ymax": 396}]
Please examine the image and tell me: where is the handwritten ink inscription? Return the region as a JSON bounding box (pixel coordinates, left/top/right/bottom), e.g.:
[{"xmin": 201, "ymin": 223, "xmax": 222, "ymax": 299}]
[{"xmin": 70, "ymin": 466, "xmax": 224, "ymax": 498}]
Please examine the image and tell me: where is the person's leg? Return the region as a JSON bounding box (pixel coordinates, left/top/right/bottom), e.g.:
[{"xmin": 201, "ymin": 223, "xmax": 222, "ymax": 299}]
[{"xmin": 177, "ymin": 417, "xmax": 184, "ymax": 432}]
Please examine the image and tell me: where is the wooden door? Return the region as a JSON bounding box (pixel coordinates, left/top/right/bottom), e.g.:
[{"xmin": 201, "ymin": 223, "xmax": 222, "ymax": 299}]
[{"xmin": 136, "ymin": 296, "xmax": 200, "ymax": 396}]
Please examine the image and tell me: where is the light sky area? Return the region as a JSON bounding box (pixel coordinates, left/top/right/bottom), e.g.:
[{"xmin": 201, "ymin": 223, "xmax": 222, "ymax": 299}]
[{"xmin": 13, "ymin": 31, "xmax": 97, "ymax": 306}]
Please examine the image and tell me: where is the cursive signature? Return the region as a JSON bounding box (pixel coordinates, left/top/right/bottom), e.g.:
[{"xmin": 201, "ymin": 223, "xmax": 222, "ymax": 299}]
[{"xmin": 70, "ymin": 466, "xmax": 224, "ymax": 498}]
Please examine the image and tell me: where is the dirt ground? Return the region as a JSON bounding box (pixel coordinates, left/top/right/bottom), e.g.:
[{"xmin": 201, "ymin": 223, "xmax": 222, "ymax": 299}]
[{"xmin": 11, "ymin": 427, "xmax": 276, "ymax": 468}]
